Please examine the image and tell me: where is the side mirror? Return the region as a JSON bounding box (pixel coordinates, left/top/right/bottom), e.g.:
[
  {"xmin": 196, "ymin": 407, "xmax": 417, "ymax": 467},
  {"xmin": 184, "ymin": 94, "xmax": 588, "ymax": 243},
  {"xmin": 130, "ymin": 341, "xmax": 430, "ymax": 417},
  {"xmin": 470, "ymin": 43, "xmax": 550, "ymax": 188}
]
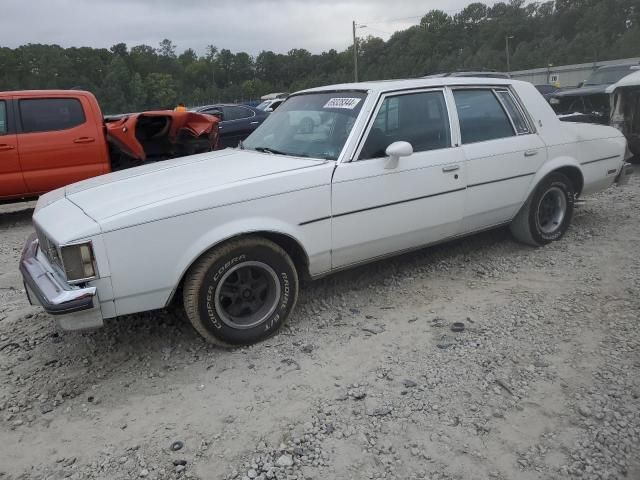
[
  {"xmin": 385, "ymin": 141, "xmax": 413, "ymax": 169},
  {"xmin": 265, "ymin": 107, "xmax": 274, "ymax": 113}
]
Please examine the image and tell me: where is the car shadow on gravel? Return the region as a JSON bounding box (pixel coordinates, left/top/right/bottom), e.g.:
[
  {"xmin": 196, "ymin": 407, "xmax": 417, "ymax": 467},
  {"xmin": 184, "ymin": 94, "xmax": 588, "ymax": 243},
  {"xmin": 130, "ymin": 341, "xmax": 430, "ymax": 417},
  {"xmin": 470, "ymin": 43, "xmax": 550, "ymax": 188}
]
[{"xmin": 0, "ymin": 206, "xmax": 34, "ymax": 228}]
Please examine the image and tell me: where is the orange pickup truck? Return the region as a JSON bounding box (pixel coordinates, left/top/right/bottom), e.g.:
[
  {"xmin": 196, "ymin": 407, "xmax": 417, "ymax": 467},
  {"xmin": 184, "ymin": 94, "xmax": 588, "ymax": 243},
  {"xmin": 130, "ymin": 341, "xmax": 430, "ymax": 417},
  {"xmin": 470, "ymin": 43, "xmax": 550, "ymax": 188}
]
[{"xmin": 0, "ymin": 90, "xmax": 219, "ymax": 202}]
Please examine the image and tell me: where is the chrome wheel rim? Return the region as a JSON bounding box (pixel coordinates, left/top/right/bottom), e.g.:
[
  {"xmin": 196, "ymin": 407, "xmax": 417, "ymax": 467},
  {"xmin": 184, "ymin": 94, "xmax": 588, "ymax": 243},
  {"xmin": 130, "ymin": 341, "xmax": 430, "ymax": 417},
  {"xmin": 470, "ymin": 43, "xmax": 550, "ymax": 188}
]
[
  {"xmin": 536, "ymin": 186, "xmax": 567, "ymax": 235},
  {"xmin": 214, "ymin": 261, "xmax": 281, "ymax": 329}
]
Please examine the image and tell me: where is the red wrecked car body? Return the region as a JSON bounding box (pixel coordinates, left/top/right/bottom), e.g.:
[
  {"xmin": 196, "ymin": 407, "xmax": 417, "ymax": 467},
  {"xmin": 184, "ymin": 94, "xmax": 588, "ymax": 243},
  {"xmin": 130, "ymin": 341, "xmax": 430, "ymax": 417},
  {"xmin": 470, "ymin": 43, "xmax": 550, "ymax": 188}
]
[{"xmin": 105, "ymin": 110, "xmax": 219, "ymax": 168}]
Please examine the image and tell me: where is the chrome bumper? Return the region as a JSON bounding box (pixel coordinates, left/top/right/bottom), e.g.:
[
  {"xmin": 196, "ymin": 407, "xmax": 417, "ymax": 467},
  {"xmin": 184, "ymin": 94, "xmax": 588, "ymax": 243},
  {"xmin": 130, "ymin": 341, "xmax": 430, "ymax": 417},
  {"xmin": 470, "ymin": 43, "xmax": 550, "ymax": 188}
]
[
  {"xmin": 615, "ymin": 162, "xmax": 633, "ymax": 186},
  {"xmin": 20, "ymin": 234, "xmax": 103, "ymax": 329}
]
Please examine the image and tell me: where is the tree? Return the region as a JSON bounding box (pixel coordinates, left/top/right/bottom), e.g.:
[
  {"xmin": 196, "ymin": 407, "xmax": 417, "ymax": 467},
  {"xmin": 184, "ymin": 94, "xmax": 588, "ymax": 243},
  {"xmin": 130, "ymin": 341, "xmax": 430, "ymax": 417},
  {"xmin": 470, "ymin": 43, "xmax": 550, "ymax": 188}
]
[
  {"xmin": 2, "ymin": 1, "xmax": 639, "ymax": 113},
  {"xmin": 157, "ymin": 39, "xmax": 176, "ymax": 58},
  {"xmin": 145, "ymin": 73, "xmax": 177, "ymax": 109}
]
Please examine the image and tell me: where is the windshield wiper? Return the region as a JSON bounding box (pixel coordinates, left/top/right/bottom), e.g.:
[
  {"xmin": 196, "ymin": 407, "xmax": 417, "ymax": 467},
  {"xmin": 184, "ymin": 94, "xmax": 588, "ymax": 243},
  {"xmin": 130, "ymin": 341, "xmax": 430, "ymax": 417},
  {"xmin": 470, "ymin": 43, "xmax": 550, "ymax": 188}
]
[{"xmin": 253, "ymin": 146, "xmax": 288, "ymax": 155}]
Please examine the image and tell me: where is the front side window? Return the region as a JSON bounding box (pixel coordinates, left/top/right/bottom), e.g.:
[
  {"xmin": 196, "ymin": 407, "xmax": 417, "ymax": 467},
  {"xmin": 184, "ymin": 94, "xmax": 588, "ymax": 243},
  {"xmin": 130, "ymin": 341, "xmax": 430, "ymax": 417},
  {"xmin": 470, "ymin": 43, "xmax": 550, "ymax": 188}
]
[
  {"xmin": 223, "ymin": 106, "xmax": 254, "ymax": 121},
  {"xmin": 495, "ymin": 90, "xmax": 530, "ymax": 135},
  {"xmin": 244, "ymin": 91, "xmax": 366, "ymax": 160},
  {"xmin": 19, "ymin": 98, "xmax": 86, "ymax": 133},
  {"xmin": 453, "ymin": 89, "xmax": 514, "ymax": 144},
  {"xmin": 359, "ymin": 91, "xmax": 451, "ymax": 160},
  {"xmin": 0, "ymin": 101, "xmax": 7, "ymax": 135}
]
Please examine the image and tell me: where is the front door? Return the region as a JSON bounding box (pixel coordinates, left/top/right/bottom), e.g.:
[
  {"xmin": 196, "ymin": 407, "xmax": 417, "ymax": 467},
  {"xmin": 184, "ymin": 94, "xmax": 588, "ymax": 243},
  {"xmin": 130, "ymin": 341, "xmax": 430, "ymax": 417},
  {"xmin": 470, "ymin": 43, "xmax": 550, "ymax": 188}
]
[
  {"xmin": 0, "ymin": 98, "xmax": 27, "ymax": 199},
  {"xmin": 331, "ymin": 89, "xmax": 466, "ymax": 269}
]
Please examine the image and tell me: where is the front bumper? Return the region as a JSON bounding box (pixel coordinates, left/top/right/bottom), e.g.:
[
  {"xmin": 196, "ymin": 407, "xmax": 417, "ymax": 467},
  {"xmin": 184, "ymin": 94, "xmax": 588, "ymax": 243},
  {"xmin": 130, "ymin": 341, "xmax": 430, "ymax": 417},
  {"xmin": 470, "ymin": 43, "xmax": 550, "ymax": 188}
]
[
  {"xmin": 20, "ymin": 233, "xmax": 104, "ymax": 330},
  {"xmin": 615, "ymin": 162, "xmax": 633, "ymax": 186}
]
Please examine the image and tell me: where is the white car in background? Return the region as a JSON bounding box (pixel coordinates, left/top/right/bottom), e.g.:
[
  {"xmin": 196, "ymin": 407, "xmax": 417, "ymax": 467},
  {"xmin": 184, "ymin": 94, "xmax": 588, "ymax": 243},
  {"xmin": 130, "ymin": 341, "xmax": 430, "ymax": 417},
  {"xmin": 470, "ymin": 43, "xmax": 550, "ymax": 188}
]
[{"xmin": 21, "ymin": 77, "xmax": 632, "ymax": 346}]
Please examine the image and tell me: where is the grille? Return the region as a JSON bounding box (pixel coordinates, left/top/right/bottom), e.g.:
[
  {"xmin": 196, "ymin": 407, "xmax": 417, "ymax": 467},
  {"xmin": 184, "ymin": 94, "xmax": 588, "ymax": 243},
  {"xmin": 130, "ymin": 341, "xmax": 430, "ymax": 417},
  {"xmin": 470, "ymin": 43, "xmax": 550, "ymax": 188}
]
[{"xmin": 35, "ymin": 227, "xmax": 63, "ymax": 271}]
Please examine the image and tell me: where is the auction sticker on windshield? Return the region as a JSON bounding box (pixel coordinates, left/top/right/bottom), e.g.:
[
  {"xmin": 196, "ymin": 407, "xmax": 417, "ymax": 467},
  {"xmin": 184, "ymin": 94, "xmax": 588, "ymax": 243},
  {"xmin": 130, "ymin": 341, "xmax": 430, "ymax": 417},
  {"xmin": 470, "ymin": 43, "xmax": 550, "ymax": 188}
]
[{"xmin": 323, "ymin": 97, "xmax": 362, "ymax": 109}]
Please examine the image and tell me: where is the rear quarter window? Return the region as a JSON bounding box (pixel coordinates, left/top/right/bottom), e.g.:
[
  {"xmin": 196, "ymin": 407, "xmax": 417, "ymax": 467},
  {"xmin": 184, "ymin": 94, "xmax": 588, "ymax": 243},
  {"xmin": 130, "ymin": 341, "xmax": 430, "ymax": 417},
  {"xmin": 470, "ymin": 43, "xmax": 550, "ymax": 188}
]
[{"xmin": 19, "ymin": 98, "xmax": 86, "ymax": 133}]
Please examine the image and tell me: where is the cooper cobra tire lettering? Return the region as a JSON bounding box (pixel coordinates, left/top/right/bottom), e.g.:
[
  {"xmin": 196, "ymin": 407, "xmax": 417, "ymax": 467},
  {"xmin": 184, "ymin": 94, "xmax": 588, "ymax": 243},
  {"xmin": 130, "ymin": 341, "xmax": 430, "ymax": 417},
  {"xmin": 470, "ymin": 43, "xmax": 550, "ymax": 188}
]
[{"xmin": 183, "ymin": 237, "xmax": 299, "ymax": 346}]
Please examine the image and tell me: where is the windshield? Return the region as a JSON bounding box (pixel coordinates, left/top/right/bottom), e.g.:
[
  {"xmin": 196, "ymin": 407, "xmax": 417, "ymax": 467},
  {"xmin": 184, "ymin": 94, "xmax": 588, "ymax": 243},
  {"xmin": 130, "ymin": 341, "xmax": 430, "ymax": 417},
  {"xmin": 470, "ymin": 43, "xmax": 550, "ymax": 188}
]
[
  {"xmin": 243, "ymin": 91, "xmax": 366, "ymax": 160},
  {"xmin": 585, "ymin": 66, "xmax": 635, "ymax": 86}
]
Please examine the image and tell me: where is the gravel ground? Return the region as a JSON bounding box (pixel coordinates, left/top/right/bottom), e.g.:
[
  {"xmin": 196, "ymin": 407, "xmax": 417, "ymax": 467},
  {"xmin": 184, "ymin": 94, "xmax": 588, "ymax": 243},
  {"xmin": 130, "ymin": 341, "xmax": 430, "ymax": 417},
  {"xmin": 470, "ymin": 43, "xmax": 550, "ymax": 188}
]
[{"xmin": 0, "ymin": 177, "xmax": 638, "ymax": 480}]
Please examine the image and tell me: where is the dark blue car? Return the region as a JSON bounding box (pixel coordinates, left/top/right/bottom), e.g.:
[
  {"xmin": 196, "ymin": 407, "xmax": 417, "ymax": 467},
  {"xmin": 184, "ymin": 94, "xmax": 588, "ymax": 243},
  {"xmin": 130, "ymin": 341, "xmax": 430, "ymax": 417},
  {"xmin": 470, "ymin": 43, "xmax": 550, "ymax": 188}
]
[{"xmin": 193, "ymin": 104, "xmax": 269, "ymax": 149}]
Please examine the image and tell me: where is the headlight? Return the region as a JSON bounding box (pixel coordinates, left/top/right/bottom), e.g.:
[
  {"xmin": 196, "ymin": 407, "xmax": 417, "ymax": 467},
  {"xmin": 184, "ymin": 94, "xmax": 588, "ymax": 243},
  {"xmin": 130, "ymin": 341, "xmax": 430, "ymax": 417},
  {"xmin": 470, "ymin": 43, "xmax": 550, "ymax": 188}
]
[{"xmin": 60, "ymin": 242, "xmax": 97, "ymax": 283}]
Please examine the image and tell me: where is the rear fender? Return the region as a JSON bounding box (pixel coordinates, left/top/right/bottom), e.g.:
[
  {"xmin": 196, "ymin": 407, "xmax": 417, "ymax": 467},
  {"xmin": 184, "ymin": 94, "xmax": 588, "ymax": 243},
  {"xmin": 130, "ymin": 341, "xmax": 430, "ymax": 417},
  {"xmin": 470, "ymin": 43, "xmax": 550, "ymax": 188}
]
[{"xmin": 525, "ymin": 156, "xmax": 583, "ymax": 199}]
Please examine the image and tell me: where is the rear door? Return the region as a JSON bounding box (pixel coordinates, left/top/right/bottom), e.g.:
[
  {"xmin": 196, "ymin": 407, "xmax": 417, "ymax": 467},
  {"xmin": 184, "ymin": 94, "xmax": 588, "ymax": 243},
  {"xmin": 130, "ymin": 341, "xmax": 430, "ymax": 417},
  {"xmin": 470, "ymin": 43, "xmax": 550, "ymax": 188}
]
[
  {"xmin": 451, "ymin": 88, "xmax": 547, "ymax": 232},
  {"xmin": 16, "ymin": 95, "xmax": 106, "ymax": 195},
  {"xmin": 0, "ymin": 97, "xmax": 28, "ymax": 199},
  {"xmin": 331, "ymin": 89, "xmax": 466, "ymax": 268}
]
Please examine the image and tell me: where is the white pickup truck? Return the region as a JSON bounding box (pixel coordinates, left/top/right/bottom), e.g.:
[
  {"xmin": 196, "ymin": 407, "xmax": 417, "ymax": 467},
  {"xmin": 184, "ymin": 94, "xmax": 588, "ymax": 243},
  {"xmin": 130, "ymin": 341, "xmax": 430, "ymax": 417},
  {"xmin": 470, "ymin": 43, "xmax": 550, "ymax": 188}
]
[{"xmin": 20, "ymin": 77, "xmax": 632, "ymax": 346}]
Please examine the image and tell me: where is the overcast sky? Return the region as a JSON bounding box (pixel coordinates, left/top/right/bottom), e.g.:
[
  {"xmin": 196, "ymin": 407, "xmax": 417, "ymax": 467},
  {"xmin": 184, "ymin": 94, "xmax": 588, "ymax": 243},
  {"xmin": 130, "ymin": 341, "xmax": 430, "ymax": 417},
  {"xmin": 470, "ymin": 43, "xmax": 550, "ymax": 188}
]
[{"xmin": 2, "ymin": 0, "xmax": 500, "ymax": 56}]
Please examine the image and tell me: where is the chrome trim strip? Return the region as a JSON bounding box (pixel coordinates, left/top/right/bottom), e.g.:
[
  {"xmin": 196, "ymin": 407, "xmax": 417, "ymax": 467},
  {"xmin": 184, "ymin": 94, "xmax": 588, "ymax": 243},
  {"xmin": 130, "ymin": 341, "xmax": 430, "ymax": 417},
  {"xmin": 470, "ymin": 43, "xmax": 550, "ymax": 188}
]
[
  {"xmin": 581, "ymin": 155, "xmax": 620, "ymax": 166},
  {"xmin": 467, "ymin": 171, "xmax": 536, "ymax": 188},
  {"xmin": 299, "ymin": 187, "xmax": 465, "ymax": 226}
]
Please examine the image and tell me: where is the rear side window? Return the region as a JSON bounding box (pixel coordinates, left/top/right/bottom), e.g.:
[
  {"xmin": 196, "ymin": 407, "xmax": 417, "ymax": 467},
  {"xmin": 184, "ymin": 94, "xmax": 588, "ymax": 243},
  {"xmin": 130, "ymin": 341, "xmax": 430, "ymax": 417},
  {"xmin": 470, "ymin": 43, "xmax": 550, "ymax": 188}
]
[
  {"xmin": 19, "ymin": 98, "xmax": 86, "ymax": 133},
  {"xmin": 359, "ymin": 91, "xmax": 451, "ymax": 160},
  {"xmin": 453, "ymin": 89, "xmax": 514, "ymax": 144},
  {"xmin": 495, "ymin": 90, "xmax": 530, "ymax": 135},
  {"xmin": 0, "ymin": 101, "xmax": 6, "ymax": 134},
  {"xmin": 223, "ymin": 106, "xmax": 254, "ymax": 121}
]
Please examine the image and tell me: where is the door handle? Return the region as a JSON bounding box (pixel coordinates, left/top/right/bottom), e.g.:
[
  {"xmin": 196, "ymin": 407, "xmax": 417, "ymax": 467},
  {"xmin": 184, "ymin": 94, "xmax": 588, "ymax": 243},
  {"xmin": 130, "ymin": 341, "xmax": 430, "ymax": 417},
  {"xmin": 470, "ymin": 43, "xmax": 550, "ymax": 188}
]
[
  {"xmin": 442, "ymin": 165, "xmax": 460, "ymax": 173},
  {"xmin": 524, "ymin": 149, "xmax": 538, "ymax": 157},
  {"xmin": 0, "ymin": 144, "xmax": 15, "ymax": 151},
  {"xmin": 73, "ymin": 137, "xmax": 95, "ymax": 144},
  {"xmin": 250, "ymin": 121, "xmax": 259, "ymax": 125}
]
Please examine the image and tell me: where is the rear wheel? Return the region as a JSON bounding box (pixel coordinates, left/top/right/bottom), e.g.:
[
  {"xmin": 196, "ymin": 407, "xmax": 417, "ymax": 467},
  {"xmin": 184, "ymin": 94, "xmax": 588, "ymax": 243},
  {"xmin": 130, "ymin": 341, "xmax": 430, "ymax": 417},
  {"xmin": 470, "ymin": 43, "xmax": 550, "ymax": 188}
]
[
  {"xmin": 183, "ymin": 237, "xmax": 298, "ymax": 345},
  {"xmin": 510, "ymin": 172, "xmax": 575, "ymax": 246}
]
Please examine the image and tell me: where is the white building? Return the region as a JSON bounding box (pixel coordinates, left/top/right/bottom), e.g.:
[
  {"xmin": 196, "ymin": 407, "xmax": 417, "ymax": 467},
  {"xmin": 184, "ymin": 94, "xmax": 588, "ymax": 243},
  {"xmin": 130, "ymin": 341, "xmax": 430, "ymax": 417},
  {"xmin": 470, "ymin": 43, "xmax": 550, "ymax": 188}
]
[{"xmin": 510, "ymin": 57, "xmax": 640, "ymax": 87}]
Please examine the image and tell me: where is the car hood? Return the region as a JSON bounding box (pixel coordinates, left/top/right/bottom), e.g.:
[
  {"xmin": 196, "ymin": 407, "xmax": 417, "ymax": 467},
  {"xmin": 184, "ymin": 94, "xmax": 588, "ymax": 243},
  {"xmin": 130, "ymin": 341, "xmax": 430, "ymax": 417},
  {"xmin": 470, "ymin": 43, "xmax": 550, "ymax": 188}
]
[
  {"xmin": 552, "ymin": 84, "xmax": 610, "ymax": 98},
  {"xmin": 64, "ymin": 149, "xmax": 324, "ymax": 223}
]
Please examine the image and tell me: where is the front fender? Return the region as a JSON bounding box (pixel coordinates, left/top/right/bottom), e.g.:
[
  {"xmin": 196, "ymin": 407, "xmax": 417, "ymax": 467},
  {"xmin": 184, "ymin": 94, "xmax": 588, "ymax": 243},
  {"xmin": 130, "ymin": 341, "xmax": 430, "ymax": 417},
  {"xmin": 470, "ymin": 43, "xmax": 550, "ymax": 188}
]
[{"xmin": 172, "ymin": 216, "xmax": 313, "ymax": 298}]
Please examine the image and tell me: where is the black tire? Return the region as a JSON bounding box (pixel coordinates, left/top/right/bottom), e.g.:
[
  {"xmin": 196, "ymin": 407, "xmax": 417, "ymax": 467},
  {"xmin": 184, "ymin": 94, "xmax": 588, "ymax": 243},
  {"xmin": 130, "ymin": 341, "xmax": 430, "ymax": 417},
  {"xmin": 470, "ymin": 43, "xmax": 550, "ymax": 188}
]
[
  {"xmin": 510, "ymin": 172, "xmax": 575, "ymax": 246},
  {"xmin": 183, "ymin": 237, "xmax": 298, "ymax": 346}
]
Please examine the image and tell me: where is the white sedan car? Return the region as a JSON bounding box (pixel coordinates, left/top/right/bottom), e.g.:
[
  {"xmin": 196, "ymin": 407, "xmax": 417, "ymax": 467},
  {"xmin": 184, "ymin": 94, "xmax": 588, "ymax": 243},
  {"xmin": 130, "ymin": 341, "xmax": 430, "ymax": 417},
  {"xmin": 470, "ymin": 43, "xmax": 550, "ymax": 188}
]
[{"xmin": 20, "ymin": 78, "xmax": 632, "ymax": 345}]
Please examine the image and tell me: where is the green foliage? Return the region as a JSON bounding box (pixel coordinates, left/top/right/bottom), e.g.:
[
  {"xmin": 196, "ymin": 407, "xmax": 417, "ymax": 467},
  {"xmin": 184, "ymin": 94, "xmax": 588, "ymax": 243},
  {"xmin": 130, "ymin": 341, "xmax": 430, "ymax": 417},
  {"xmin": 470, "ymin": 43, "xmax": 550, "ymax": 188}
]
[{"xmin": 0, "ymin": 0, "xmax": 638, "ymax": 113}]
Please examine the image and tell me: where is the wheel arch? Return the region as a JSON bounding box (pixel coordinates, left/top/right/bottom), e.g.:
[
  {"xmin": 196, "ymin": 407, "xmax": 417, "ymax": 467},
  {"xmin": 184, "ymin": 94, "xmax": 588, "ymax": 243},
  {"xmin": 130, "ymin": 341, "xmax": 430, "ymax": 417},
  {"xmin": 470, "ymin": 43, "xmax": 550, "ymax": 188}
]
[
  {"xmin": 526, "ymin": 156, "xmax": 584, "ymax": 199},
  {"xmin": 165, "ymin": 229, "xmax": 311, "ymax": 307}
]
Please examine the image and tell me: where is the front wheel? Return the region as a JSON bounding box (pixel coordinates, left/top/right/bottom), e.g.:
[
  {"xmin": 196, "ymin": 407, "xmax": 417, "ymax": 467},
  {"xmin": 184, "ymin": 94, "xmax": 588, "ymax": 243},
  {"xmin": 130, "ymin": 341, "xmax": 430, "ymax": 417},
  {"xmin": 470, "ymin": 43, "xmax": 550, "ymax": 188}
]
[
  {"xmin": 510, "ymin": 172, "xmax": 575, "ymax": 246},
  {"xmin": 183, "ymin": 237, "xmax": 298, "ymax": 345}
]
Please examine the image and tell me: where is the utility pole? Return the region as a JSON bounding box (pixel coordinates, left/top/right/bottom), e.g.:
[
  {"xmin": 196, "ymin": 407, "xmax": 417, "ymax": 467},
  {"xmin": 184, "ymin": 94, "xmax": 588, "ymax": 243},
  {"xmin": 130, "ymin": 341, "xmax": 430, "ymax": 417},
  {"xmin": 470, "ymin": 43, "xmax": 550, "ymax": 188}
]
[
  {"xmin": 352, "ymin": 20, "xmax": 358, "ymax": 83},
  {"xmin": 505, "ymin": 35, "xmax": 514, "ymax": 74}
]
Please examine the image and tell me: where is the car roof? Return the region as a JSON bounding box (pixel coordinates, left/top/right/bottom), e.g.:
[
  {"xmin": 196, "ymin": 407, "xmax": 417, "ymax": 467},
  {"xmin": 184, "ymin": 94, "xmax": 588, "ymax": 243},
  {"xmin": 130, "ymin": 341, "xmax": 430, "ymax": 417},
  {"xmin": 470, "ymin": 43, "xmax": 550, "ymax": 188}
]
[
  {"xmin": 0, "ymin": 89, "xmax": 94, "ymax": 97},
  {"xmin": 296, "ymin": 77, "xmax": 516, "ymax": 96}
]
